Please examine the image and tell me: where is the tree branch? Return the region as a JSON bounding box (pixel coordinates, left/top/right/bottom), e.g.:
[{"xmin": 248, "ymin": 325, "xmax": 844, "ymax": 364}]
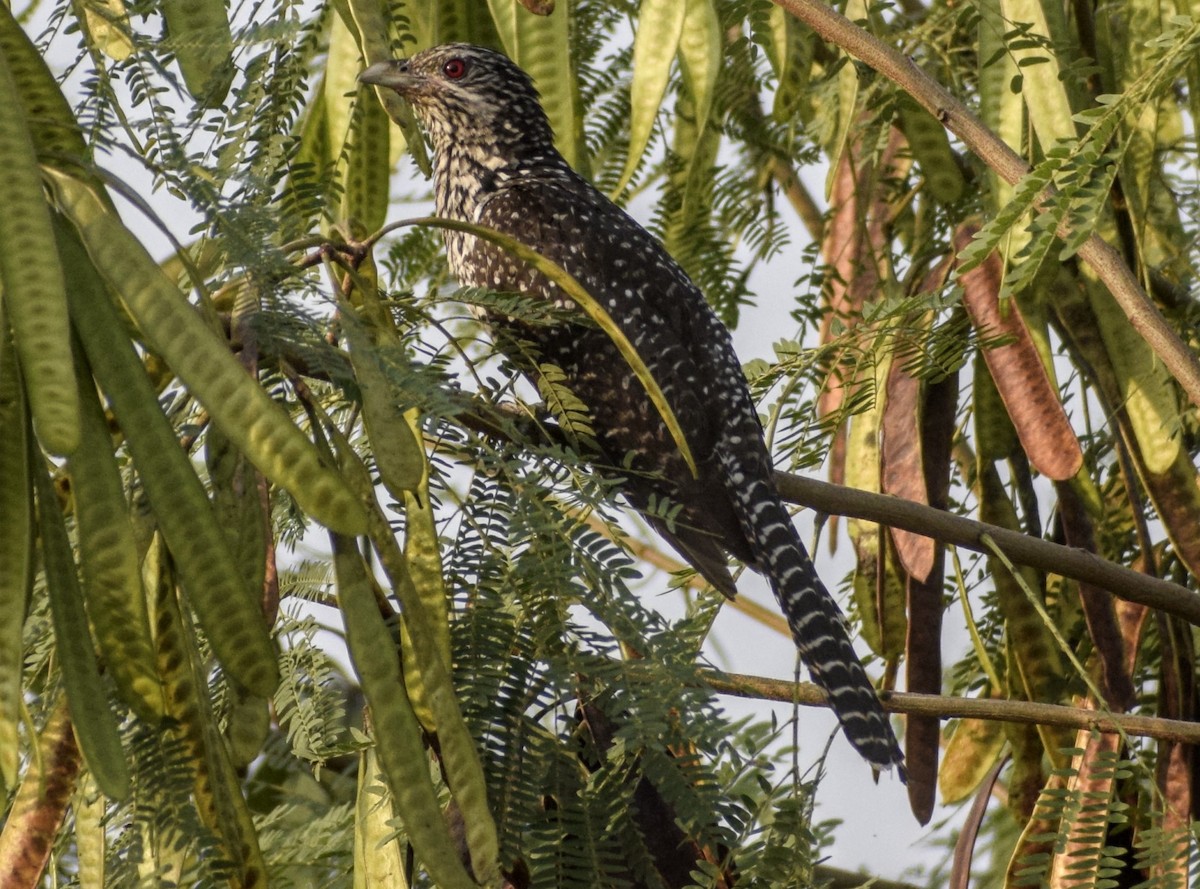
[
  {"xmin": 770, "ymin": 0, "xmax": 1200, "ymax": 411},
  {"xmin": 815, "ymin": 864, "xmax": 924, "ymax": 889},
  {"xmin": 773, "ymin": 469, "xmax": 1200, "ymax": 626},
  {"xmin": 270, "ymin": 317, "xmax": 1198, "ymax": 628},
  {"xmin": 705, "ymin": 669, "xmax": 1200, "ymax": 745},
  {"xmin": 442, "ymin": 398, "xmax": 1199, "ymax": 625}
]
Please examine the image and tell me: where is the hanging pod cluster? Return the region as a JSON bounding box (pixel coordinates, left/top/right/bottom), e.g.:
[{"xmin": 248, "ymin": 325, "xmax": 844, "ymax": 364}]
[{"xmin": 308, "ymin": 323, "xmax": 502, "ymax": 886}]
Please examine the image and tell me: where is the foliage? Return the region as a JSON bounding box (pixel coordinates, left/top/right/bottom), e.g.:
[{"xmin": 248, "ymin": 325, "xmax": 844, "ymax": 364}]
[{"xmin": 0, "ymin": 0, "xmax": 1197, "ymax": 887}]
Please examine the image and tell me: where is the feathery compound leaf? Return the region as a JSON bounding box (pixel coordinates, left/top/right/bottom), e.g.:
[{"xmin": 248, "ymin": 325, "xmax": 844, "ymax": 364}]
[
  {"xmin": 955, "ymin": 156, "xmax": 1064, "ymax": 274},
  {"xmin": 1045, "ymin": 731, "xmax": 1122, "ymax": 886},
  {"xmin": 48, "ymin": 169, "xmax": 368, "ymax": 536},
  {"xmin": 535, "ymin": 362, "xmax": 599, "ymax": 453}
]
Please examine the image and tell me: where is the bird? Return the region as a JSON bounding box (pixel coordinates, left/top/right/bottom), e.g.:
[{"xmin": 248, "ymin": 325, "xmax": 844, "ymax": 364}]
[{"xmin": 359, "ymin": 43, "xmax": 905, "ymax": 776}]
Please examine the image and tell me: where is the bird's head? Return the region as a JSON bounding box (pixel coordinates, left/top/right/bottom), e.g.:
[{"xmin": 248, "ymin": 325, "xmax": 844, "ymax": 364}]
[{"xmin": 359, "ymin": 44, "xmax": 555, "ymax": 156}]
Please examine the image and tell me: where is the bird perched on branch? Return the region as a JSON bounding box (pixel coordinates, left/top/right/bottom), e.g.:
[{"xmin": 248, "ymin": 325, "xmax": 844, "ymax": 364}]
[{"xmin": 360, "ymin": 44, "xmax": 905, "ymax": 776}]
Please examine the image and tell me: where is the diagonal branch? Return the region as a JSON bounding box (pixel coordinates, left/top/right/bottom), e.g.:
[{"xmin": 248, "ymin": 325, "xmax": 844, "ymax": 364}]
[
  {"xmin": 769, "ymin": 0, "xmax": 1200, "ymax": 411},
  {"xmin": 773, "ymin": 469, "xmax": 1200, "ymax": 626}
]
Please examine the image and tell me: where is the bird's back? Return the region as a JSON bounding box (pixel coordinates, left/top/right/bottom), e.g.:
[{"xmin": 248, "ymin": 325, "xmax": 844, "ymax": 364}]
[{"xmin": 446, "ymin": 168, "xmax": 757, "ymax": 587}]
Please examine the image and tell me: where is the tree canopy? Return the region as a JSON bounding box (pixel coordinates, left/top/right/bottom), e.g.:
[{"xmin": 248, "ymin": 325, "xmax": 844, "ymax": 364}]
[{"xmin": 1, "ymin": 0, "xmax": 1198, "ymax": 886}]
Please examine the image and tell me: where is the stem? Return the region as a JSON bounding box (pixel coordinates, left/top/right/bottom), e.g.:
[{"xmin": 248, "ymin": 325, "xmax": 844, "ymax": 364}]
[
  {"xmin": 769, "ymin": 0, "xmax": 1200, "ymax": 410},
  {"xmin": 705, "ymin": 669, "xmax": 1200, "ymax": 744}
]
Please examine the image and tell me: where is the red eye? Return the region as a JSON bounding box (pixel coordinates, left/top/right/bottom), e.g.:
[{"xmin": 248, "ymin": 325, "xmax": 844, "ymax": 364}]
[{"xmin": 442, "ymin": 58, "xmax": 468, "ymax": 79}]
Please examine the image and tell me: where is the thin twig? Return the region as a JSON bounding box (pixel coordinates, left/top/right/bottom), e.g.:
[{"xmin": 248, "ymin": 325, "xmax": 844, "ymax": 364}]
[
  {"xmin": 705, "ymin": 669, "xmax": 1200, "ymax": 744},
  {"xmin": 769, "ymin": 0, "xmax": 1200, "ymax": 411},
  {"xmin": 815, "ymin": 864, "xmax": 923, "ymax": 889},
  {"xmin": 577, "ymin": 512, "xmax": 793, "ymax": 637}
]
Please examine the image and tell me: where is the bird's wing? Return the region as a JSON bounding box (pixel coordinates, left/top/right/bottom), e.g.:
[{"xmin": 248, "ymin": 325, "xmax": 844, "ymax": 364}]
[
  {"xmin": 471, "ymin": 174, "xmax": 725, "ymax": 464},
  {"xmin": 469, "ymin": 175, "xmax": 750, "ymax": 585}
]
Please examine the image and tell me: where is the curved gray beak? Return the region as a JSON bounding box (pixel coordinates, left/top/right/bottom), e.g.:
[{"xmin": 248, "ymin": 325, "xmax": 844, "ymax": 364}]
[{"xmin": 358, "ymin": 60, "xmax": 416, "ymax": 92}]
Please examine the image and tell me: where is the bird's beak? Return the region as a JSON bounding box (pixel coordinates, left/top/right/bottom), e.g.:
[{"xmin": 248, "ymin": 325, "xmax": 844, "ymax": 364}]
[{"xmin": 358, "ymin": 60, "xmax": 417, "ymax": 92}]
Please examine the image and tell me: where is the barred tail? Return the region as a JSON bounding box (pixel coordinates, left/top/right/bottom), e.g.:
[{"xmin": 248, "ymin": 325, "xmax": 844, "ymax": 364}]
[{"xmin": 721, "ymin": 456, "xmax": 905, "ymax": 776}]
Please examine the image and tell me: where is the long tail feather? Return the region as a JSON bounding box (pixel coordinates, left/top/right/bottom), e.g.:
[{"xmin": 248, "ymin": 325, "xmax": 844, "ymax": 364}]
[{"xmin": 720, "ymin": 457, "xmax": 906, "ymax": 775}]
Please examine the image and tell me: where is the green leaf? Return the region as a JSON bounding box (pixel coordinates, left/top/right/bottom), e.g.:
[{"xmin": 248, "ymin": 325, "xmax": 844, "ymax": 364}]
[
  {"xmin": 488, "ymin": 0, "xmax": 586, "ymax": 172},
  {"xmin": 616, "ymin": 0, "xmax": 686, "ymax": 193}
]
